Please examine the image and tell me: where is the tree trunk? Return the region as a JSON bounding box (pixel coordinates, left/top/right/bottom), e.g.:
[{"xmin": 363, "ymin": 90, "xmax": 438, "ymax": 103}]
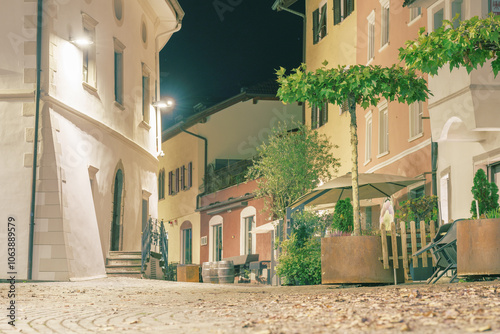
[{"xmin": 349, "ymin": 99, "xmax": 361, "ymax": 236}]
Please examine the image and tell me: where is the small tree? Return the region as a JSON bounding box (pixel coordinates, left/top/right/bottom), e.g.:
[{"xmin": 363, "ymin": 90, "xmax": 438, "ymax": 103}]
[
  {"xmin": 399, "ymin": 14, "xmax": 500, "ymax": 77},
  {"xmin": 246, "ymin": 122, "xmax": 340, "ymax": 220},
  {"xmin": 331, "ymin": 198, "xmax": 353, "ymax": 233},
  {"xmin": 277, "ymin": 63, "xmax": 429, "ymax": 235},
  {"xmin": 396, "ymin": 195, "xmax": 438, "ymax": 225},
  {"xmin": 470, "ymin": 169, "xmax": 499, "ymax": 218}
]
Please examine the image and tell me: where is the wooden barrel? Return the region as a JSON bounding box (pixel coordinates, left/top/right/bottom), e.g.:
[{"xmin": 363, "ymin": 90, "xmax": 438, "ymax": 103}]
[
  {"xmin": 201, "ymin": 262, "xmax": 212, "ymax": 283},
  {"xmin": 209, "ymin": 262, "xmax": 219, "ymax": 284},
  {"xmin": 217, "ymin": 260, "xmax": 234, "ymax": 284}
]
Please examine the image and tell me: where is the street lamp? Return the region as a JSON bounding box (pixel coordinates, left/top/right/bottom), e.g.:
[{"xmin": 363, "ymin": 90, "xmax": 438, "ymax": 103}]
[{"xmin": 154, "ymin": 98, "xmax": 175, "ymax": 157}]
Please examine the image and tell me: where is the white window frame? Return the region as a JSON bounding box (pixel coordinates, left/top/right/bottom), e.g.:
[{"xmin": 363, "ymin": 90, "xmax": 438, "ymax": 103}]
[
  {"xmin": 365, "ymin": 111, "xmax": 373, "ymax": 165},
  {"xmin": 141, "ymin": 63, "xmax": 152, "ymax": 125},
  {"xmin": 81, "ymin": 13, "xmax": 98, "ymax": 90},
  {"xmin": 240, "ymin": 206, "xmax": 256, "ymax": 256},
  {"xmin": 113, "ymin": 38, "xmax": 126, "ymax": 108},
  {"xmin": 208, "ymin": 215, "xmax": 223, "ymax": 262},
  {"xmin": 380, "ymin": 0, "xmax": 390, "ymax": 48},
  {"xmin": 408, "ymin": 7, "xmax": 422, "ymax": 25},
  {"xmin": 377, "ymin": 100, "xmax": 389, "ymax": 157},
  {"xmin": 409, "ymin": 101, "xmax": 424, "ymax": 141},
  {"xmin": 367, "ymin": 10, "xmax": 375, "ymax": 63}
]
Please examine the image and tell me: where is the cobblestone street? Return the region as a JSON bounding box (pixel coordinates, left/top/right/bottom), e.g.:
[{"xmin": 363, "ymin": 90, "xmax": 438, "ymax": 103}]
[{"xmin": 1, "ymin": 278, "xmax": 500, "ymax": 333}]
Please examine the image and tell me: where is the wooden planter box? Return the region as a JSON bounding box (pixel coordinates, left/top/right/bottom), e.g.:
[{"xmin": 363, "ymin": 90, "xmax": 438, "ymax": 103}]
[
  {"xmin": 321, "ymin": 236, "xmax": 404, "ymax": 284},
  {"xmin": 177, "ymin": 264, "xmax": 200, "ymax": 282},
  {"xmin": 457, "ymin": 219, "xmax": 500, "ymax": 276}
]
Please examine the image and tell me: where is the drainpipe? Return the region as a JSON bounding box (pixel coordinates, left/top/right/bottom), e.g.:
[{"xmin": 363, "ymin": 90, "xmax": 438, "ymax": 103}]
[
  {"xmin": 179, "ymin": 124, "xmax": 207, "ymax": 210},
  {"xmin": 155, "ymin": 9, "xmax": 183, "ymax": 156},
  {"xmin": 28, "ymin": 0, "xmax": 44, "ymax": 280},
  {"xmin": 431, "ymin": 141, "xmax": 438, "ymax": 196}
]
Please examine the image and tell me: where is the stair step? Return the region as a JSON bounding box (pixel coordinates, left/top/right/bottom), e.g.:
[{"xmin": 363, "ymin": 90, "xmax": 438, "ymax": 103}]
[
  {"xmin": 106, "ymin": 258, "xmax": 142, "ymax": 266},
  {"xmin": 106, "ymin": 265, "xmax": 142, "ymax": 273},
  {"xmin": 106, "ymin": 272, "xmax": 143, "ymax": 279},
  {"xmin": 108, "ymin": 251, "xmax": 142, "ymax": 259}
]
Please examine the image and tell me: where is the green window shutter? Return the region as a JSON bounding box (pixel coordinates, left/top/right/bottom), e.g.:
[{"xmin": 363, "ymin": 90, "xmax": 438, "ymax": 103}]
[
  {"xmin": 311, "ymin": 105, "xmax": 318, "ymax": 129},
  {"xmin": 345, "ymin": 0, "xmax": 354, "ymax": 18},
  {"xmin": 323, "ymin": 102, "xmax": 329, "ymax": 125},
  {"xmin": 333, "ymin": 0, "xmax": 341, "ymax": 25},
  {"xmin": 313, "ymin": 8, "xmax": 319, "ymax": 44}
]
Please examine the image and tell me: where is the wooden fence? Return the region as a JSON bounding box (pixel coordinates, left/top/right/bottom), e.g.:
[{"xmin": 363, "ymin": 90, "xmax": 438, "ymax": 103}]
[{"xmin": 380, "ymin": 221, "xmax": 437, "ymax": 281}]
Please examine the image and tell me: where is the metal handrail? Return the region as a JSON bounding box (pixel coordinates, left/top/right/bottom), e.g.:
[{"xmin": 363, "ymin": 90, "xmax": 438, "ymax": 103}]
[
  {"xmin": 142, "ymin": 218, "xmax": 169, "ymax": 275},
  {"xmin": 159, "ymin": 221, "xmax": 169, "ymax": 271}
]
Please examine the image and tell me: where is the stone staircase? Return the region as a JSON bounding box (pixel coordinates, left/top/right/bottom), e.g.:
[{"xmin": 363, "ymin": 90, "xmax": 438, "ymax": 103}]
[{"xmin": 106, "ymin": 251, "xmax": 143, "ymax": 278}]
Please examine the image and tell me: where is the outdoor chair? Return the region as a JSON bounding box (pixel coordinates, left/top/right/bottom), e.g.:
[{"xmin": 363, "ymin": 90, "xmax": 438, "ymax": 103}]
[{"xmin": 413, "ymin": 219, "xmax": 465, "ymax": 284}]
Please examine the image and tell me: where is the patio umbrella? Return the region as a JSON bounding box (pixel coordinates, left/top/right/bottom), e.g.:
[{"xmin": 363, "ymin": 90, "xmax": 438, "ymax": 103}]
[{"xmin": 290, "ymin": 172, "xmax": 423, "ymax": 209}]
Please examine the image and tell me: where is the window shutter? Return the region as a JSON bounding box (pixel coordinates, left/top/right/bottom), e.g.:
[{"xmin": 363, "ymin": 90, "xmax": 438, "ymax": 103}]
[
  {"xmin": 168, "ymin": 171, "xmax": 173, "ymax": 195},
  {"xmin": 313, "ymin": 9, "xmax": 319, "ymax": 44},
  {"xmin": 175, "ymin": 168, "xmax": 180, "ymax": 193},
  {"xmin": 322, "ymin": 102, "xmax": 328, "ymax": 125},
  {"xmin": 311, "ymin": 105, "xmax": 318, "ymax": 129},
  {"xmin": 187, "ymin": 162, "xmax": 193, "ymax": 188},
  {"xmin": 320, "ymin": 4, "xmax": 327, "ymax": 38},
  {"xmin": 334, "ymin": 0, "xmax": 341, "ymax": 25}
]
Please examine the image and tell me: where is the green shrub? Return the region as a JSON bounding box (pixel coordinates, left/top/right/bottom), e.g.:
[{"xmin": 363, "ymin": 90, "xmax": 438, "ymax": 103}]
[
  {"xmin": 470, "ymin": 169, "xmax": 499, "ymax": 218},
  {"xmin": 331, "ymin": 198, "xmax": 353, "ymax": 232},
  {"xmin": 276, "ymin": 234, "xmax": 321, "ymax": 286}
]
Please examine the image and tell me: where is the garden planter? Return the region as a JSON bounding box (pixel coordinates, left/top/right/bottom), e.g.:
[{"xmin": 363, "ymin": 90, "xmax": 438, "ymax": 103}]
[
  {"xmin": 321, "ymin": 236, "xmax": 404, "ymax": 284},
  {"xmin": 457, "ymin": 219, "xmax": 500, "ymax": 276}
]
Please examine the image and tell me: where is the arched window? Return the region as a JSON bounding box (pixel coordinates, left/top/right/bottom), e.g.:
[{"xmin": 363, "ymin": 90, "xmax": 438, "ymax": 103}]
[
  {"xmin": 209, "ymin": 215, "xmax": 223, "ymax": 262},
  {"xmin": 240, "ymin": 206, "xmax": 256, "ymax": 255},
  {"xmin": 180, "ymin": 221, "xmax": 192, "ymax": 264}
]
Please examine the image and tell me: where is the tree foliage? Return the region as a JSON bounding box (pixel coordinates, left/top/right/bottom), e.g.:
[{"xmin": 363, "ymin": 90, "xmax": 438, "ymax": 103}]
[
  {"xmin": 396, "ymin": 195, "xmax": 438, "ymax": 224},
  {"xmin": 276, "ymin": 63, "xmax": 429, "ymax": 235},
  {"xmin": 470, "ymin": 169, "xmax": 499, "ymax": 218},
  {"xmin": 246, "ymin": 122, "xmax": 340, "ymax": 219},
  {"xmin": 399, "ymin": 14, "xmax": 500, "ymax": 76}
]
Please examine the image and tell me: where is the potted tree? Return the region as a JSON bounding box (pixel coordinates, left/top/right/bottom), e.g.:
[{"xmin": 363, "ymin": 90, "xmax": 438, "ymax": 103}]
[{"xmin": 457, "ymin": 169, "xmax": 500, "ymax": 277}]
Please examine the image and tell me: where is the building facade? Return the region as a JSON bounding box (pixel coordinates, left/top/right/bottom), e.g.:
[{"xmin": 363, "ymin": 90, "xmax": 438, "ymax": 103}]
[
  {"xmin": 356, "ymin": 0, "xmax": 433, "ymax": 229},
  {"xmin": 406, "ymin": 0, "xmax": 500, "ymax": 222},
  {"xmin": 0, "ymin": 0, "xmax": 183, "ymax": 281},
  {"xmin": 159, "ymin": 86, "xmax": 302, "ymax": 267}
]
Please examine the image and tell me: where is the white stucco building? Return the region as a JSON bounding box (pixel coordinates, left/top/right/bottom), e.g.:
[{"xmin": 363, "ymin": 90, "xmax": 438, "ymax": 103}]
[
  {"xmin": 0, "ymin": 0, "xmax": 183, "ymax": 281},
  {"xmin": 406, "ymin": 0, "xmax": 500, "ymax": 222}
]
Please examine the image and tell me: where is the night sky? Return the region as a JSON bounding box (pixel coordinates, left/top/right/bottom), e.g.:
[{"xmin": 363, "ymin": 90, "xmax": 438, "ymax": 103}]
[{"xmin": 159, "ymin": 0, "xmax": 304, "ymax": 129}]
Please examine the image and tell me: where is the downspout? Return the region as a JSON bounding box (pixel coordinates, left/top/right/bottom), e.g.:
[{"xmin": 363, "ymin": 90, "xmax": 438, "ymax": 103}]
[
  {"xmin": 28, "ymin": 0, "xmax": 44, "ymax": 280},
  {"xmin": 155, "ymin": 11, "xmax": 182, "ymax": 156},
  {"xmin": 179, "ymin": 124, "xmax": 207, "ymax": 210},
  {"xmin": 431, "ymin": 141, "xmax": 438, "ymax": 196}
]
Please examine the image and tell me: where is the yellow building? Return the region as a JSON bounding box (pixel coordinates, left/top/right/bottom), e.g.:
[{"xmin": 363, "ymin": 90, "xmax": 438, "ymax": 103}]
[{"xmin": 276, "ymin": 0, "xmax": 357, "ymax": 177}]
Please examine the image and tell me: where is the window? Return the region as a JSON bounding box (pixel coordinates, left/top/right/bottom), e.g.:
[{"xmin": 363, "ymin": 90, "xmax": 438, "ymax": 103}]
[
  {"xmin": 491, "ymin": 0, "xmax": 500, "ymax": 14},
  {"xmin": 409, "ymin": 7, "xmax": 422, "ymax": 21},
  {"xmin": 313, "ymin": 2, "xmax": 327, "ymax": 44},
  {"xmin": 380, "ymin": 0, "xmax": 390, "ymax": 47},
  {"xmin": 333, "ymin": 0, "xmax": 355, "ymax": 25},
  {"xmin": 489, "ymin": 163, "xmax": 500, "ymax": 190},
  {"xmin": 440, "ymin": 174, "xmax": 450, "ymax": 224},
  {"xmin": 187, "ymin": 162, "xmax": 193, "ymax": 189},
  {"xmin": 243, "ymin": 216, "xmax": 254, "ymax": 255},
  {"xmin": 141, "ymin": 198, "xmax": 148, "ymax": 233},
  {"xmin": 142, "ymin": 64, "xmax": 151, "ymax": 123},
  {"xmin": 365, "ymin": 111, "xmax": 372, "ymax": 163},
  {"xmin": 113, "ymin": 38, "xmax": 125, "ymax": 105},
  {"xmin": 378, "ymin": 101, "xmax": 389, "ymax": 156},
  {"xmin": 158, "ymin": 169, "xmax": 165, "ymax": 200},
  {"xmin": 365, "ymin": 206, "xmax": 373, "ymax": 230},
  {"xmin": 409, "ymin": 101, "xmax": 423, "ymax": 139},
  {"xmin": 311, "ymin": 102, "xmax": 328, "ymax": 129},
  {"xmin": 209, "ymin": 216, "xmax": 223, "ymax": 262},
  {"xmin": 367, "ymin": 10, "xmax": 375, "ymax": 62},
  {"xmin": 433, "ymin": 8, "xmax": 444, "ymax": 30},
  {"xmin": 240, "ymin": 207, "xmax": 256, "ymax": 255},
  {"xmin": 451, "ymin": 0, "xmax": 463, "ymax": 28},
  {"xmin": 410, "ymin": 185, "xmax": 425, "ymax": 199},
  {"xmin": 82, "ymin": 13, "xmax": 97, "ymax": 88}
]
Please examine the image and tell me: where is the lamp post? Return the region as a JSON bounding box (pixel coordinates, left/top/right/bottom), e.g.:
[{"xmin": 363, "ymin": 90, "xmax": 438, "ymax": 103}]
[{"xmin": 154, "ymin": 98, "xmax": 174, "ymax": 157}]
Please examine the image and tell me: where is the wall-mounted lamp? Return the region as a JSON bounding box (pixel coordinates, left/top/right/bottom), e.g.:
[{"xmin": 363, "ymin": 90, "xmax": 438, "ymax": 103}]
[
  {"xmin": 153, "ymin": 98, "xmax": 174, "ymax": 109},
  {"xmin": 70, "ymin": 36, "xmax": 94, "ymax": 46}
]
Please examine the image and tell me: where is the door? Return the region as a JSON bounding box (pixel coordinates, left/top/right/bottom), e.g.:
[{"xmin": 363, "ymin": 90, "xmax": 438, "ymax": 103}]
[
  {"xmin": 111, "ymin": 169, "xmax": 123, "ymax": 251},
  {"xmin": 213, "ymin": 224, "xmax": 222, "ymax": 261}
]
